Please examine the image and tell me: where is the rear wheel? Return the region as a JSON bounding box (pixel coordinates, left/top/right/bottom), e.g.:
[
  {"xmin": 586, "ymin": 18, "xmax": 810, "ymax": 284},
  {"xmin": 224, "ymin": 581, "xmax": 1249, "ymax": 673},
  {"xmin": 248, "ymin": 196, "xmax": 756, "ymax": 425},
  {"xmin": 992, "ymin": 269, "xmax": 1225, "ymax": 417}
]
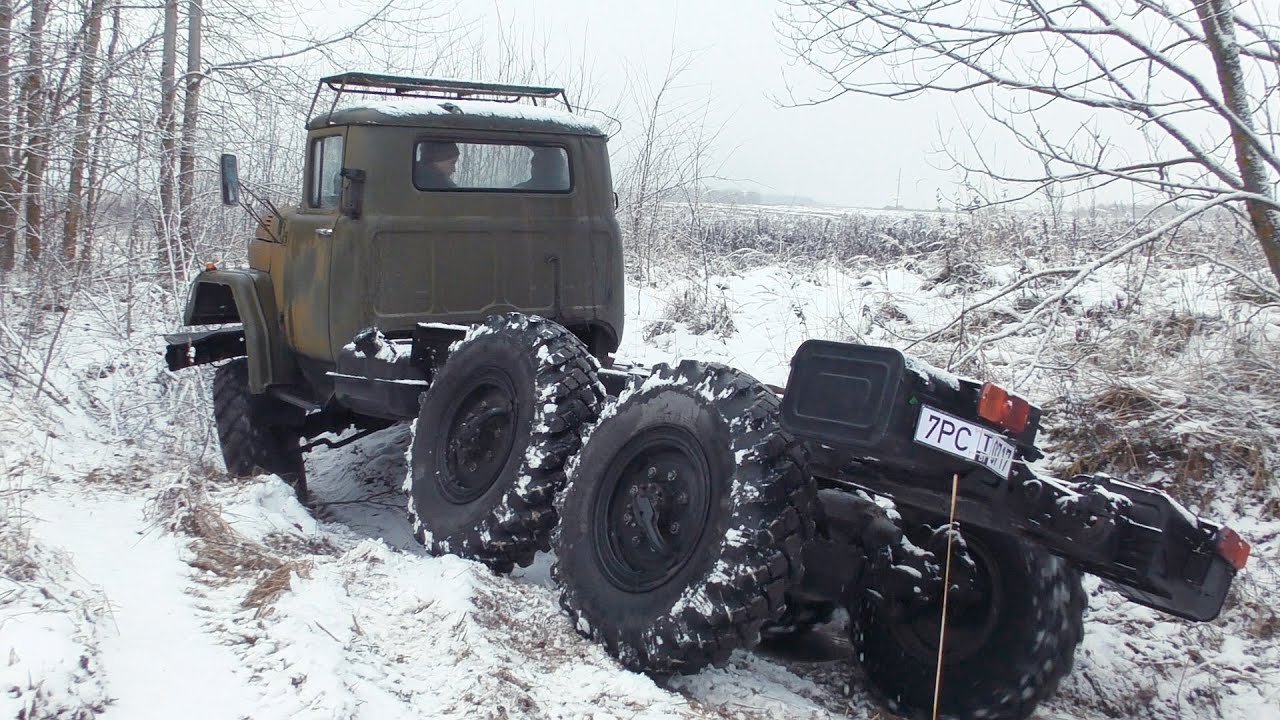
[
  {"xmin": 406, "ymin": 314, "xmax": 604, "ymax": 574},
  {"xmin": 554, "ymin": 361, "xmax": 815, "ymax": 675},
  {"xmin": 851, "ymin": 521, "xmax": 1086, "ymax": 720},
  {"xmin": 211, "ymin": 358, "xmax": 306, "ymax": 495}
]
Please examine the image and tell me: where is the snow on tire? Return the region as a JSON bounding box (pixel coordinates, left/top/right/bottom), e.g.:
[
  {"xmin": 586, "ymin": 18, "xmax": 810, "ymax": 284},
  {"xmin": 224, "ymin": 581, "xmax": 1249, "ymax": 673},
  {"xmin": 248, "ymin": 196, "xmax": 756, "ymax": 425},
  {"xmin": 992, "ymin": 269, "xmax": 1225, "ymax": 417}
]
[
  {"xmin": 406, "ymin": 313, "xmax": 604, "ymax": 574},
  {"xmin": 851, "ymin": 523, "xmax": 1087, "ymax": 720},
  {"xmin": 554, "ymin": 361, "xmax": 816, "ymax": 675}
]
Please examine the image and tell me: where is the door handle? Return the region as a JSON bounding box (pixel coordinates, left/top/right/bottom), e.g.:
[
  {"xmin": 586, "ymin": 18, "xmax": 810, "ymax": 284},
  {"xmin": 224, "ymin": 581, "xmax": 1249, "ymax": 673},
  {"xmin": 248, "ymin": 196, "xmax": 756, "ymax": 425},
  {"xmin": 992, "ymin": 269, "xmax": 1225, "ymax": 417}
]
[{"xmin": 316, "ymin": 227, "xmax": 333, "ymax": 237}]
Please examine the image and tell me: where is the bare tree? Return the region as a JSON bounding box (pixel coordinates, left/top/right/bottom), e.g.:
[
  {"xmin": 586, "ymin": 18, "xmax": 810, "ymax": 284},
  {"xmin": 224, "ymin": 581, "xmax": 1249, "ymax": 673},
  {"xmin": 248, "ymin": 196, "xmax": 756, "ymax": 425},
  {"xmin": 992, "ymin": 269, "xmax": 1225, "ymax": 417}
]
[
  {"xmin": 79, "ymin": 1, "xmax": 122, "ymax": 269},
  {"xmin": 0, "ymin": 0, "xmax": 472, "ymax": 283},
  {"xmin": 782, "ymin": 0, "xmax": 1280, "ymax": 286},
  {"xmin": 158, "ymin": 0, "xmax": 179, "ymax": 269},
  {"xmin": 22, "ymin": 0, "xmax": 49, "ymax": 264},
  {"xmin": 64, "ymin": 0, "xmax": 106, "ymax": 261},
  {"xmin": 615, "ymin": 52, "xmax": 723, "ymax": 280},
  {"xmin": 0, "ymin": 0, "xmax": 16, "ymax": 271},
  {"xmin": 177, "ymin": 0, "xmax": 201, "ymax": 251}
]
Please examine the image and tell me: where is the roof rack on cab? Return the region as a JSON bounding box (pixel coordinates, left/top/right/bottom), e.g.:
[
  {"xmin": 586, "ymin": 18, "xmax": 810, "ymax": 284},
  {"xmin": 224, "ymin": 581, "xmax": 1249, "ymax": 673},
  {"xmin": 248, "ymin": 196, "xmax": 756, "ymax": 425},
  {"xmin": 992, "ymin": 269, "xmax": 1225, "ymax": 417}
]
[{"xmin": 310, "ymin": 72, "xmax": 573, "ymax": 120}]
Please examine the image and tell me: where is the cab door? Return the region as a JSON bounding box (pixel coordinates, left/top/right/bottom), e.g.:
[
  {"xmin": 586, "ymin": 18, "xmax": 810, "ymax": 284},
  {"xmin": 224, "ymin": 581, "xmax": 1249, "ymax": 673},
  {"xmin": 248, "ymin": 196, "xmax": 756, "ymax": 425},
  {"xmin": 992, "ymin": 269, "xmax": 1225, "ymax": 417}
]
[{"xmin": 282, "ymin": 128, "xmax": 347, "ymax": 363}]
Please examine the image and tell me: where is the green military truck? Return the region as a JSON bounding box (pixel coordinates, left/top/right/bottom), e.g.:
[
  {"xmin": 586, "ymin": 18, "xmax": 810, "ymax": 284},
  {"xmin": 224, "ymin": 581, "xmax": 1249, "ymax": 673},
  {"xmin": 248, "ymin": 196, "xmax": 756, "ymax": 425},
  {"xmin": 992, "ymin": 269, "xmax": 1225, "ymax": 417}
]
[{"xmin": 166, "ymin": 73, "xmax": 1248, "ymax": 720}]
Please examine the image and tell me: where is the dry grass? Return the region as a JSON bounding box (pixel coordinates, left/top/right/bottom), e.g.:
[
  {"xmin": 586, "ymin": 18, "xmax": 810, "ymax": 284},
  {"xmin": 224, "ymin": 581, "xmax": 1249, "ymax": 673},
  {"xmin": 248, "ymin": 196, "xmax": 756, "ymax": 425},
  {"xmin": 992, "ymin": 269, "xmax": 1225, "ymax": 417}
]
[
  {"xmin": 663, "ymin": 281, "xmax": 737, "ymax": 337},
  {"xmin": 710, "ymin": 209, "xmax": 1280, "ymax": 520},
  {"xmin": 0, "ymin": 510, "xmax": 37, "ymax": 583},
  {"xmin": 930, "ymin": 306, "xmax": 1021, "ymax": 344},
  {"xmin": 145, "ymin": 473, "xmax": 313, "ymax": 611},
  {"xmin": 1226, "ymin": 556, "xmax": 1280, "ymax": 641},
  {"xmin": 241, "ymin": 559, "xmax": 314, "ymax": 610},
  {"xmin": 1043, "ymin": 308, "xmax": 1278, "ymax": 515}
]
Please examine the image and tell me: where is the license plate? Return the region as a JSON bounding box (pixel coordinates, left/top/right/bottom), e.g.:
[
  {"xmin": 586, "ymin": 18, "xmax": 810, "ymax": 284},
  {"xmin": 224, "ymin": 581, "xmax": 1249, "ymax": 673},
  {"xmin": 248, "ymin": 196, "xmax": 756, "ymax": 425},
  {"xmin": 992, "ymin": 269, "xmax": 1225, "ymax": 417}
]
[{"xmin": 913, "ymin": 405, "xmax": 1015, "ymax": 479}]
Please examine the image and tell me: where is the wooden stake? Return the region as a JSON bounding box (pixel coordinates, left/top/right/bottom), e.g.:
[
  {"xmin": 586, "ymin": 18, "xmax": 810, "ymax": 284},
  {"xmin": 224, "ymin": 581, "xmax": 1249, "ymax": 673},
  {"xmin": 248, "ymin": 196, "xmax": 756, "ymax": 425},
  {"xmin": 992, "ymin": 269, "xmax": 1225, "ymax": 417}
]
[{"xmin": 932, "ymin": 472, "xmax": 961, "ymax": 720}]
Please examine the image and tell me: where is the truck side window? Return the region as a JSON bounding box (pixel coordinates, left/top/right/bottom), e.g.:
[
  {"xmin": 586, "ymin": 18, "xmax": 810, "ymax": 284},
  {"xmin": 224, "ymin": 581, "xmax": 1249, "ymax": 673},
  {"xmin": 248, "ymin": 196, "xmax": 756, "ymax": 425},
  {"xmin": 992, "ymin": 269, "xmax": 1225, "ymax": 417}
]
[{"xmin": 308, "ymin": 135, "xmax": 344, "ymax": 208}]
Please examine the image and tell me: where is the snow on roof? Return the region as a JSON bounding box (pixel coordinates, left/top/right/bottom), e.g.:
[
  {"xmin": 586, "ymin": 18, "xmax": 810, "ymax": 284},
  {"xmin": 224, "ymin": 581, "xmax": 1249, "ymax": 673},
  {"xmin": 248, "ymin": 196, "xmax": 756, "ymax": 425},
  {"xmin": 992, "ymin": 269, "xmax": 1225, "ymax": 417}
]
[{"xmin": 312, "ymin": 97, "xmax": 604, "ymax": 136}]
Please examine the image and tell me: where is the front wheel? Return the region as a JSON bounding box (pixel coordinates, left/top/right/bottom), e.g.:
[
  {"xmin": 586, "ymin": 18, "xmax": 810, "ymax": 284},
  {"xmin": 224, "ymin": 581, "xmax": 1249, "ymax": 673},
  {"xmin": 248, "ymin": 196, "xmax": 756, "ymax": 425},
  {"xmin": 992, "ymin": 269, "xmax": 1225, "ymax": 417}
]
[
  {"xmin": 212, "ymin": 358, "xmax": 306, "ymax": 494},
  {"xmin": 851, "ymin": 522, "xmax": 1086, "ymax": 720},
  {"xmin": 554, "ymin": 361, "xmax": 816, "ymax": 675},
  {"xmin": 406, "ymin": 314, "xmax": 604, "ymax": 574}
]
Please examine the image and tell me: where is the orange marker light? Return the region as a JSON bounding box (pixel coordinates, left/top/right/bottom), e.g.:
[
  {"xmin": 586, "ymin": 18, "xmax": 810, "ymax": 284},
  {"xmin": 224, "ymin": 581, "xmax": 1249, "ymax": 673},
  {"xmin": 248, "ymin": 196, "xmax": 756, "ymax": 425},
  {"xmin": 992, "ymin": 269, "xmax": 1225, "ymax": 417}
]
[
  {"xmin": 1215, "ymin": 527, "xmax": 1250, "ymax": 570},
  {"xmin": 977, "ymin": 382, "xmax": 1008, "ymax": 425},
  {"xmin": 1006, "ymin": 395, "xmax": 1031, "ymax": 433},
  {"xmin": 978, "ymin": 383, "xmax": 1031, "ymax": 434}
]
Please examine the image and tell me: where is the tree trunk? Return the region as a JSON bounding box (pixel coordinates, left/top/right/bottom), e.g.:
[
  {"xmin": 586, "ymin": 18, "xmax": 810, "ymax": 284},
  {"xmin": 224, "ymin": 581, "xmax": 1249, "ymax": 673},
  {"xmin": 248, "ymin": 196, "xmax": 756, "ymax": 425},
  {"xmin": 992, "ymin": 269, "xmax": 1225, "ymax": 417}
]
[
  {"xmin": 64, "ymin": 0, "xmax": 105, "ymax": 262},
  {"xmin": 158, "ymin": 0, "xmax": 179, "ymax": 268},
  {"xmin": 1197, "ymin": 0, "xmax": 1280, "ymax": 287},
  {"xmin": 82, "ymin": 3, "xmax": 122, "ymax": 269},
  {"xmin": 22, "ymin": 0, "xmax": 48, "ymax": 265},
  {"xmin": 178, "ymin": 0, "xmax": 202, "ymax": 253},
  {"xmin": 0, "ymin": 0, "xmax": 17, "ymax": 271}
]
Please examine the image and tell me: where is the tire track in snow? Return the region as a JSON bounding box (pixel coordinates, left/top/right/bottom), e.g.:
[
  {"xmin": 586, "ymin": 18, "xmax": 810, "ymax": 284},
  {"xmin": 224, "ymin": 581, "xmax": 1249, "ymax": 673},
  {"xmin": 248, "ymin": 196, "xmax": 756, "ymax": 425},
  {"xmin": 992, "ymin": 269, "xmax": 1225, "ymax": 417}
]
[{"xmin": 28, "ymin": 492, "xmax": 256, "ymax": 720}]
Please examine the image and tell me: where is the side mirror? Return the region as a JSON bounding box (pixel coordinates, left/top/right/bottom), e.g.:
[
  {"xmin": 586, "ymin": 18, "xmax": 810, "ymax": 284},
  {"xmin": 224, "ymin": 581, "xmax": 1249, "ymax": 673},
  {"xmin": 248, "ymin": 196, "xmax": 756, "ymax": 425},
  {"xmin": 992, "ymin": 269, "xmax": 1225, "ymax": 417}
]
[{"xmin": 220, "ymin": 154, "xmax": 240, "ymax": 206}]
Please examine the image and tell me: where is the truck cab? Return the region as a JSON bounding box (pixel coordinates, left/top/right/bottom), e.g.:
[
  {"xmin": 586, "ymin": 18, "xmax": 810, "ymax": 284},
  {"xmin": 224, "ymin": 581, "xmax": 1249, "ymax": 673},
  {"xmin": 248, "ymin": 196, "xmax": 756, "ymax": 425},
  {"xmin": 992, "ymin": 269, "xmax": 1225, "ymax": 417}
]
[{"xmin": 173, "ymin": 73, "xmax": 624, "ymax": 405}]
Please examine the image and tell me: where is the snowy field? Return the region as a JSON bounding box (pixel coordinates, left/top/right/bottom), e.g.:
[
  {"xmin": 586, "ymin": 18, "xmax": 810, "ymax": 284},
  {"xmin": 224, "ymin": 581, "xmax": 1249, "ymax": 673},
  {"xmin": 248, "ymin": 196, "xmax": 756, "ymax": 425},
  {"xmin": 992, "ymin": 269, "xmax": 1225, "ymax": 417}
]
[{"xmin": 2, "ymin": 213, "xmax": 1279, "ymax": 719}]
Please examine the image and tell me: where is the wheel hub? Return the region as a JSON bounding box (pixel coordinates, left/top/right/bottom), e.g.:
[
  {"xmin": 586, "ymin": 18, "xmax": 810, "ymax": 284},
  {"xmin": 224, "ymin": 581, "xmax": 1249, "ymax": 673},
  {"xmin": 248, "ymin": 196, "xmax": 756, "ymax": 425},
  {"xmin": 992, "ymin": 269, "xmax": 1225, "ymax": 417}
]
[
  {"xmin": 594, "ymin": 428, "xmax": 712, "ymax": 593},
  {"xmin": 438, "ymin": 376, "xmax": 517, "ymax": 504}
]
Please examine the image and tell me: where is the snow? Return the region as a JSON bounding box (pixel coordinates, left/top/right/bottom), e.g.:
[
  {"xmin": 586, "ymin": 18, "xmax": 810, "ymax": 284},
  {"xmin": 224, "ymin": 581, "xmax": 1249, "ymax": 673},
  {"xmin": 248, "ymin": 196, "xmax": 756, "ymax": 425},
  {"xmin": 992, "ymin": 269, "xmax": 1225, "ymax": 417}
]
[
  {"xmin": 25, "ymin": 493, "xmax": 257, "ymax": 720},
  {"xmin": 341, "ymin": 329, "xmax": 407, "ymax": 362},
  {"xmin": 0, "ymin": 536, "xmax": 108, "ymax": 719},
  {"xmin": 416, "ymin": 321, "xmax": 470, "ymax": 333},
  {"xmin": 328, "ymin": 97, "xmax": 604, "ymax": 135},
  {"xmin": 327, "ymin": 371, "xmax": 430, "ymax": 386},
  {"xmin": 3, "ymin": 211, "xmax": 1279, "ymax": 719}
]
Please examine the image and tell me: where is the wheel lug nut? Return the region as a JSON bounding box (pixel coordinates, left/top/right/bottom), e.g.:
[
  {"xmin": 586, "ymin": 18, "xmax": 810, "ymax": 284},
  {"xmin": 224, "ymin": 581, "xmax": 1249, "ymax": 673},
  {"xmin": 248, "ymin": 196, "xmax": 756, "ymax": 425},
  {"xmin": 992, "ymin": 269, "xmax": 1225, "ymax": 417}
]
[
  {"xmin": 647, "ymin": 466, "xmax": 657, "ymax": 478},
  {"xmin": 468, "ymin": 462, "xmax": 477, "ymax": 472},
  {"xmin": 629, "ymin": 485, "xmax": 639, "ymax": 496},
  {"xmin": 623, "ymin": 511, "xmax": 632, "ymax": 523},
  {"xmin": 667, "ymin": 471, "xmax": 677, "ymax": 481},
  {"xmin": 669, "ymin": 522, "xmax": 680, "ymax": 533},
  {"xmin": 676, "ymin": 493, "xmax": 688, "ymax": 505},
  {"xmin": 630, "ymin": 536, "xmax": 641, "ymax": 546}
]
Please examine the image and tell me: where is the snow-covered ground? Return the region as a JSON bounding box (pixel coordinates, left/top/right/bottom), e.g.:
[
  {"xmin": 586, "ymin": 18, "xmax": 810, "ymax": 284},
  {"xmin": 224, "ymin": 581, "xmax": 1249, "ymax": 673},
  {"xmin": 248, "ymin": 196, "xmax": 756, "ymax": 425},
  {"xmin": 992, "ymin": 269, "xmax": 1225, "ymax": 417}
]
[{"xmin": 3, "ymin": 228, "xmax": 1278, "ymax": 719}]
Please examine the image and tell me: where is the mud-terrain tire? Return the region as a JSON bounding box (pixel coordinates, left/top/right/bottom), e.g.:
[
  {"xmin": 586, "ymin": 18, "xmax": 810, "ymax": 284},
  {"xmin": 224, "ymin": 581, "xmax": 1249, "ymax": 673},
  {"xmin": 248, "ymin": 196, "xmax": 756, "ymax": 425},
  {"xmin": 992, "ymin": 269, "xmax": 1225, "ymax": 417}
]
[
  {"xmin": 761, "ymin": 598, "xmax": 836, "ymax": 639},
  {"xmin": 212, "ymin": 358, "xmax": 305, "ymax": 491},
  {"xmin": 851, "ymin": 522, "xmax": 1086, "ymax": 720},
  {"xmin": 407, "ymin": 314, "xmax": 604, "ymax": 574},
  {"xmin": 554, "ymin": 361, "xmax": 816, "ymax": 675}
]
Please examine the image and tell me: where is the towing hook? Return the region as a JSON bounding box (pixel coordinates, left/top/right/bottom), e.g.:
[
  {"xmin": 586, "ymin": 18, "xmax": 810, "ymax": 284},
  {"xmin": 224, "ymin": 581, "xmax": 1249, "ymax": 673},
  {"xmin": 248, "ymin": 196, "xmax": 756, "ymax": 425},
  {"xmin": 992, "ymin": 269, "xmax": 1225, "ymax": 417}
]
[{"xmin": 1019, "ymin": 477, "xmax": 1045, "ymax": 502}]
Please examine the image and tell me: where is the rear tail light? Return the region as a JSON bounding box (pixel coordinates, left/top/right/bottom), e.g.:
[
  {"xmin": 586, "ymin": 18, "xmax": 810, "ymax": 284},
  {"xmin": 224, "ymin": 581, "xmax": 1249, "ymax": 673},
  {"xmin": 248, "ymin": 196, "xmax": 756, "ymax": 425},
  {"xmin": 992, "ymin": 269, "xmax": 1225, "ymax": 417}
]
[
  {"xmin": 978, "ymin": 382, "xmax": 1032, "ymax": 434},
  {"xmin": 1215, "ymin": 527, "xmax": 1250, "ymax": 570}
]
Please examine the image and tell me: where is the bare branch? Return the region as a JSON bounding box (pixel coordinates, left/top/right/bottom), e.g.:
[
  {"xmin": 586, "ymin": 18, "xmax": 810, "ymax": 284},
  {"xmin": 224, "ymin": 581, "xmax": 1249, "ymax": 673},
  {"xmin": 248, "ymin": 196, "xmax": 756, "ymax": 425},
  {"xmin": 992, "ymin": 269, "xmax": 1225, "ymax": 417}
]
[{"xmin": 782, "ymin": 0, "xmax": 1280, "ymax": 286}]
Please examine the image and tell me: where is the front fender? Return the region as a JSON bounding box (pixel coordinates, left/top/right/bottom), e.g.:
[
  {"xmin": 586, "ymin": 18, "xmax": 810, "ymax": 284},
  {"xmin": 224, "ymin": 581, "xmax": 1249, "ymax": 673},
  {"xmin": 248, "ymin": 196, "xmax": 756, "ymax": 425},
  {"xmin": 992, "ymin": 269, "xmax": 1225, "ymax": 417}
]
[{"xmin": 183, "ymin": 268, "xmax": 291, "ymax": 392}]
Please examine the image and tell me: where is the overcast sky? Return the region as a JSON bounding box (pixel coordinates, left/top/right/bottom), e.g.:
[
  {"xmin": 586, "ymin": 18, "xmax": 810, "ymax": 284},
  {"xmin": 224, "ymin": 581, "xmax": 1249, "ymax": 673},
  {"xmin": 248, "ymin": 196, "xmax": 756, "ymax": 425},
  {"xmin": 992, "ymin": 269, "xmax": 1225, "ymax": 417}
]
[{"xmin": 459, "ymin": 0, "xmax": 961, "ymax": 209}]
